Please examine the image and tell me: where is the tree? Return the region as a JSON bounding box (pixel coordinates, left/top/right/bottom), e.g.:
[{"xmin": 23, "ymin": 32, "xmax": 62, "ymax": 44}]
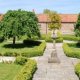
[
  {"xmin": 48, "ymin": 11, "xmax": 61, "ymax": 33},
  {"xmin": 75, "ymin": 13, "xmax": 80, "ymax": 37},
  {"xmin": 43, "ymin": 9, "xmax": 51, "ymax": 14},
  {"xmin": 0, "ymin": 9, "xmax": 40, "ymax": 45}
]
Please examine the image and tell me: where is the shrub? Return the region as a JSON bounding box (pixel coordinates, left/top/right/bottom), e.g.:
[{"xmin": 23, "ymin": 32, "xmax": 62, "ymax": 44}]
[
  {"xmin": 62, "ymin": 34, "xmax": 80, "ymax": 41},
  {"xmin": 15, "ymin": 56, "xmax": 27, "ymax": 65},
  {"xmin": 40, "ymin": 31, "xmax": 63, "ymax": 43},
  {"xmin": 63, "ymin": 43, "xmax": 80, "ymax": 58},
  {"xmin": 23, "ymin": 40, "xmax": 41, "ymax": 46},
  {"xmin": 14, "ymin": 59, "xmax": 37, "ymax": 80},
  {"xmin": 75, "ymin": 63, "xmax": 80, "ymax": 77},
  {"xmin": 0, "ymin": 36, "xmax": 4, "ymax": 42}
]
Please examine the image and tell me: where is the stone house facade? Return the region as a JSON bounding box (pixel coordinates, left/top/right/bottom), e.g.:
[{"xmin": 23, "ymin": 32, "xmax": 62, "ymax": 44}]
[{"xmin": 37, "ymin": 14, "xmax": 78, "ymax": 34}]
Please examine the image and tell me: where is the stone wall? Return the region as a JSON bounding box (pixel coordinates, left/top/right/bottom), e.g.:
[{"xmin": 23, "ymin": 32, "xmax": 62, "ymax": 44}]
[
  {"xmin": 61, "ymin": 23, "xmax": 75, "ymax": 34},
  {"xmin": 39, "ymin": 22, "xmax": 75, "ymax": 34}
]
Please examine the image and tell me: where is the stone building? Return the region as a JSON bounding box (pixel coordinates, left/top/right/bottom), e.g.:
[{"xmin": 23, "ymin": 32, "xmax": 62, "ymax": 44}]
[{"xmin": 37, "ymin": 14, "xmax": 78, "ymax": 34}]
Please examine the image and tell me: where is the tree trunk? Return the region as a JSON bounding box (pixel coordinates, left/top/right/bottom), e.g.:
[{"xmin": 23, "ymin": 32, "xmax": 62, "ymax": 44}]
[{"xmin": 13, "ymin": 36, "xmax": 16, "ymax": 45}]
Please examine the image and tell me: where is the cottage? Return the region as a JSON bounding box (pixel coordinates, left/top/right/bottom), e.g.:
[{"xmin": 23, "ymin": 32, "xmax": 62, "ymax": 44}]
[{"xmin": 37, "ymin": 14, "xmax": 78, "ymax": 34}]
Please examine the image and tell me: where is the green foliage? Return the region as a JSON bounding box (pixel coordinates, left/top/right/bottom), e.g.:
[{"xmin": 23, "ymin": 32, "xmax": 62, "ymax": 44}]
[
  {"xmin": 0, "ymin": 63, "xmax": 22, "ymax": 80},
  {"xmin": 75, "ymin": 13, "xmax": 80, "ymax": 37},
  {"xmin": 23, "ymin": 40, "xmax": 41, "ymax": 46},
  {"xmin": 75, "ymin": 29, "xmax": 80, "ymax": 37},
  {"xmin": 14, "ymin": 59, "xmax": 37, "ymax": 80},
  {"xmin": 48, "ymin": 11, "xmax": 61, "ymax": 31},
  {"xmin": 0, "ymin": 9, "xmax": 40, "ymax": 44},
  {"xmin": 43, "ymin": 9, "xmax": 51, "ymax": 14},
  {"xmin": 15, "ymin": 56, "xmax": 27, "ymax": 65},
  {"xmin": 40, "ymin": 32, "xmax": 63, "ymax": 43},
  {"xmin": 63, "ymin": 43, "xmax": 80, "ymax": 58},
  {"xmin": 0, "ymin": 41, "xmax": 46, "ymax": 57},
  {"xmin": 75, "ymin": 63, "xmax": 80, "ymax": 77},
  {"xmin": 21, "ymin": 41, "xmax": 46, "ymax": 57},
  {"xmin": 0, "ymin": 36, "xmax": 4, "ymax": 42},
  {"xmin": 62, "ymin": 34, "xmax": 80, "ymax": 41}
]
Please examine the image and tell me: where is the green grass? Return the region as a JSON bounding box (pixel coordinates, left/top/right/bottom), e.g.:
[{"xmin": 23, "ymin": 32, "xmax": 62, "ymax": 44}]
[{"xmin": 0, "ymin": 63, "xmax": 22, "ymax": 80}]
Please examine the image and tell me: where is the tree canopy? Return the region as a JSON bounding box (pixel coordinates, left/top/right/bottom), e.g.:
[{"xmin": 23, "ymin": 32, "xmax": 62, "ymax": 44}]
[
  {"xmin": 0, "ymin": 9, "xmax": 40, "ymax": 45},
  {"xmin": 48, "ymin": 11, "xmax": 61, "ymax": 32},
  {"xmin": 75, "ymin": 13, "xmax": 80, "ymax": 37}
]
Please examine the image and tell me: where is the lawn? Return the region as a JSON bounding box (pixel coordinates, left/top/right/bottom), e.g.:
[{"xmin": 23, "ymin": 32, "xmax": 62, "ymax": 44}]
[
  {"xmin": 0, "ymin": 40, "xmax": 46, "ymax": 57},
  {"xmin": 0, "ymin": 63, "xmax": 22, "ymax": 80}
]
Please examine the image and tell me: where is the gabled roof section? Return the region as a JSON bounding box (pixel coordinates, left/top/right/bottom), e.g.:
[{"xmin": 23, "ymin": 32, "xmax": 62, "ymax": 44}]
[
  {"xmin": 37, "ymin": 14, "xmax": 78, "ymax": 23},
  {"xmin": 37, "ymin": 14, "xmax": 49, "ymax": 23}
]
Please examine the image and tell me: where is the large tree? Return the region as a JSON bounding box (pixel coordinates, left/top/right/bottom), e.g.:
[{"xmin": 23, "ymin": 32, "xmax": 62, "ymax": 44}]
[
  {"xmin": 75, "ymin": 13, "xmax": 80, "ymax": 37},
  {"xmin": 0, "ymin": 9, "xmax": 40, "ymax": 45},
  {"xmin": 48, "ymin": 11, "xmax": 61, "ymax": 33}
]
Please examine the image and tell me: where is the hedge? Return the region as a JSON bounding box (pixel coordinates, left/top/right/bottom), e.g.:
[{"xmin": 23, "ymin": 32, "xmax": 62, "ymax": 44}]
[
  {"xmin": 14, "ymin": 56, "xmax": 27, "ymax": 65},
  {"xmin": 40, "ymin": 31, "xmax": 63, "ymax": 43},
  {"xmin": 63, "ymin": 43, "xmax": 80, "ymax": 58},
  {"xmin": 75, "ymin": 63, "xmax": 80, "ymax": 77},
  {"xmin": 0, "ymin": 41, "xmax": 46, "ymax": 57},
  {"xmin": 14, "ymin": 59, "xmax": 37, "ymax": 80},
  {"xmin": 21, "ymin": 41, "xmax": 46, "ymax": 57},
  {"xmin": 62, "ymin": 34, "xmax": 80, "ymax": 41}
]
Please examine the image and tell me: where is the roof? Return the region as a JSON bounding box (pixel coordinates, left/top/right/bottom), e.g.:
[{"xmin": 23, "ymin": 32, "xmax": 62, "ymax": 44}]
[{"xmin": 37, "ymin": 14, "xmax": 78, "ymax": 23}]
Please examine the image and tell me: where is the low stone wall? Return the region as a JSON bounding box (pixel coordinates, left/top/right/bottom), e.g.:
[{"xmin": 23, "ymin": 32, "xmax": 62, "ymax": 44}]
[{"xmin": 0, "ymin": 56, "xmax": 15, "ymax": 63}]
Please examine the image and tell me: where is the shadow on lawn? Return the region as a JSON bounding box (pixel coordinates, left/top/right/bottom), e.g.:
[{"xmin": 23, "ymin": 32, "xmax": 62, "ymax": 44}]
[{"xmin": 3, "ymin": 40, "xmax": 41, "ymax": 49}]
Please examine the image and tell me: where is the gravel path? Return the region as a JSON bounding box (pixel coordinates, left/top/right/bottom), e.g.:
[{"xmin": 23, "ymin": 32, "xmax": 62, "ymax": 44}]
[{"xmin": 33, "ymin": 43, "xmax": 79, "ymax": 80}]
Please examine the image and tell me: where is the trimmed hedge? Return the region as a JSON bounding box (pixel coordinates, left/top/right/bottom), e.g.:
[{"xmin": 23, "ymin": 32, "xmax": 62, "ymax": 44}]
[
  {"xmin": 21, "ymin": 41, "xmax": 46, "ymax": 57},
  {"xmin": 75, "ymin": 63, "xmax": 80, "ymax": 77},
  {"xmin": 0, "ymin": 41, "xmax": 46, "ymax": 57},
  {"xmin": 14, "ymin": 59, "xmax": 37, "ymax": 80},
  {"xmin": 40, "ymin": 31, "xmax": 63, "ymax": 43},
  {"xmin": 15, "ymin": 56, "xmax": 27, "ymax": 65},
  {"xmin": 62, "ymin": 34, "xmax": 80, "ymax": 41},
  {"xmin": 63, "ymin": 43, "xmax": 80, "ymax": 58}
]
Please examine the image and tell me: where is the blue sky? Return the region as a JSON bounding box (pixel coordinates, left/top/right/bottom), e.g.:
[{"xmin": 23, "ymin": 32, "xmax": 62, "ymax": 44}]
[{"xmin": 0, "ymin": 0, "xmax": 80, "ymax": 14}]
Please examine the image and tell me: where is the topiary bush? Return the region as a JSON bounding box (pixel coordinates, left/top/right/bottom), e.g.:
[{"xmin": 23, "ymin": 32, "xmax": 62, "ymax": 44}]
[
  {"xmin": 23, "ymin": 40, "xmax": 41, "ymax": 46},
  {"xmin": 15, "ymin": 56, "xmax": 27, "ymax": 65},
  {"xmin": 63, "ymin": 43, "xmax": 80, "ymax": 58},
  {"xmin": 14, "ymin": 59, "xmax": 37, "ymax": 80}
]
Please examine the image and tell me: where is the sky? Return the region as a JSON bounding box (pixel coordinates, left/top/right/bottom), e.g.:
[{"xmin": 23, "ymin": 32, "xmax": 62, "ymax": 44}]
[{"xmin": 0, "ymin": 0, "xmax": 80, "ymax": 14}]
